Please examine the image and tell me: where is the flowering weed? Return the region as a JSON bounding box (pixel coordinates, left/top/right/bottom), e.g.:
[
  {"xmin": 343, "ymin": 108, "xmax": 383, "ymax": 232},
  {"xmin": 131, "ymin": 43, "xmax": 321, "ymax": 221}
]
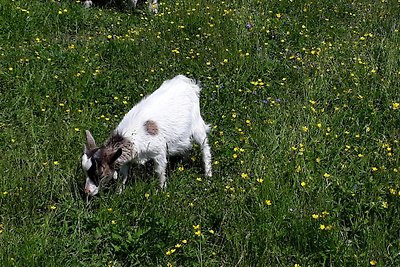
[{"xmin": 1, "ymin": 0, "xmax": 400, "ymax": 266}]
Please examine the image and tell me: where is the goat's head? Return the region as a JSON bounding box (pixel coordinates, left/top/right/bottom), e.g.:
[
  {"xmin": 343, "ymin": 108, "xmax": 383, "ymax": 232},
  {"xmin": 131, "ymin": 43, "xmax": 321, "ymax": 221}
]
[{"xmin": 82, "ymin": 130, "xmax": 122, "ymax": 196}]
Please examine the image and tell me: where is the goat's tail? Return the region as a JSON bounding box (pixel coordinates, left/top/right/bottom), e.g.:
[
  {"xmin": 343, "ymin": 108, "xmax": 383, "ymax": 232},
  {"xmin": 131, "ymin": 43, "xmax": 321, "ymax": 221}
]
[{"xmin": 174, "ymin": 74, "xmax": 202, "ymax": 95}]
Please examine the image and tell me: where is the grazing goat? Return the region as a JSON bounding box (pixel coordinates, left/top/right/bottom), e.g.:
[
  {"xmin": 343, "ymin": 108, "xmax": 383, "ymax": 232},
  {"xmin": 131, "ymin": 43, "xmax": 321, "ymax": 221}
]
[
  {"xmin": 82, "ymin": 75, "xmax": 212, "ymax": 196},
  {"xmin": 83, "ymin": 0, "xmax": 159, "ymax": 13}
]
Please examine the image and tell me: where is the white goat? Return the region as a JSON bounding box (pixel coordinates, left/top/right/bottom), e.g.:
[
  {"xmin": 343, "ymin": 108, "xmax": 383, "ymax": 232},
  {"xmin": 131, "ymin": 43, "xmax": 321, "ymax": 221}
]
[
  {"xmin": 83, "ymin": 0, "xmax": 159, "ymax": 13},
  {"xmin": 82, "ymin": 75, "xmax": 212, "ymax": 196}
]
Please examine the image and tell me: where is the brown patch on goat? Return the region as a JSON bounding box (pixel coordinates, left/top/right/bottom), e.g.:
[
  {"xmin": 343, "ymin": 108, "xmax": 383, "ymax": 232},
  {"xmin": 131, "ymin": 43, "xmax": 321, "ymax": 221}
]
[{"xmin": 144, "ymin": 120, "xmax": 159, "ymax": 135}]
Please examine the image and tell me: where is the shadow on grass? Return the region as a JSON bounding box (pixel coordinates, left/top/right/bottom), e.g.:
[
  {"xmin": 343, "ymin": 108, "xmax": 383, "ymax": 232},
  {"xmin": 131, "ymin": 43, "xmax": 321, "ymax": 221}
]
[
  {"xmin": 81, "ymin": 0, "xmax": 150, "ymax": 12},
  {"xmin": 71, "ymin": 152, "xmax": 205, "ymax": 203}
]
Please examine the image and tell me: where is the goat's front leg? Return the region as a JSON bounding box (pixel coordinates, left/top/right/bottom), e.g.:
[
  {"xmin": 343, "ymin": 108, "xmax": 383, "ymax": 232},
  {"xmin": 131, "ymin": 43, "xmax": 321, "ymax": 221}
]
[
  {"xmin": 154, "ymin": 154, "xmax": 167, "ymax": 189},
  {"xmin": 117, "ymin": 164, "xmax": 130, "ymax": 194}
]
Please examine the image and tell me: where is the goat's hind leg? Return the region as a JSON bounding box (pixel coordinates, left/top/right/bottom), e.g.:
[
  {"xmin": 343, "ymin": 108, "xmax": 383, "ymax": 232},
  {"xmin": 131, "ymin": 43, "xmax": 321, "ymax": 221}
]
[
  {"xmin": 193, "ymin": 126, "xmax": 212, "ymax": 177},
  {"xmin": 201, "ymin": 137, "xmax": 212, "ymax": 177},
  {"xmin": 154, "ymin": 153, "xmax": 168, "ymax": 189}
]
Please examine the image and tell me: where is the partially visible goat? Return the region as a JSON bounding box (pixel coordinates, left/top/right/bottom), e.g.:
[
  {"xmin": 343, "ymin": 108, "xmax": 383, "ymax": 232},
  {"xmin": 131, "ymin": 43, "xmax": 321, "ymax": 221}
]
[
  {"xmin": 82, "ymin": 75, "xmax": 212, "ymax": 196},
  {"xmin": 83, "ymin": 0, "xmax": 159, "ymax": 13}
]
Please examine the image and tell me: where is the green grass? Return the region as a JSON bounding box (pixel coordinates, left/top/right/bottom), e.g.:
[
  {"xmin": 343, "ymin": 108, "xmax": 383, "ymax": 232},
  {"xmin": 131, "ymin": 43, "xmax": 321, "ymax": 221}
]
[{"xmin": 1, "ymin": 0, "xmax": 400, "ymax": 266}]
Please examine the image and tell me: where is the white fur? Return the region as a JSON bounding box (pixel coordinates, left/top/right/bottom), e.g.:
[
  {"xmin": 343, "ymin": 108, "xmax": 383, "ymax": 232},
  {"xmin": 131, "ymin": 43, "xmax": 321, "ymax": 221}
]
[
  {"xmin": 81, "ymin": 154, "xmax": 92, "ymax": 171},
  {"xmin": 82, "ymin": 154, "xmax": 99, "ymax": 196},
  {"xmin": 83, "ymin": 0, "xmax": 93, "ymax": 8},
  {"xmin": 82, "ymin": 154, "xmax": 98, "ymax": 196},
  {"xmin": 83, "ymin": 75, "xmax": 212, "ymax": 195},
  {"xmin": 117, "ymin": 75, "xmax": 212, "ymax": 190},
  {"xmin": 85, "ymin": 177, "xmax": 99, "ymax": 195}
]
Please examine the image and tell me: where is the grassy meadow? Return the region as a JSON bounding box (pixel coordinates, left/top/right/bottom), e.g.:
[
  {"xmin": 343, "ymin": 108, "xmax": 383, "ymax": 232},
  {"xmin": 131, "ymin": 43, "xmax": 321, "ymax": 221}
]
[{"xmin": 1, "ymin": 0, "xmax": 400, "ymax": 266}]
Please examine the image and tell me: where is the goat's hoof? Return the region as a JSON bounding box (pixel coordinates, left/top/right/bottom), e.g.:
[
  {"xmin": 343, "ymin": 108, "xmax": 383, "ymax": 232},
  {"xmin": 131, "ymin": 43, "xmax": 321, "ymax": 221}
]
[
  {"xmin": 160, "ymin": 182, "xmax": 167, "ymax": 190},
  {"xmin": 83, "ymin": 0, "xmax": 93, "ymax": 8},
  {"xmin": 117, "ymin": 186, "xmax": 125, "ymax": 194}
]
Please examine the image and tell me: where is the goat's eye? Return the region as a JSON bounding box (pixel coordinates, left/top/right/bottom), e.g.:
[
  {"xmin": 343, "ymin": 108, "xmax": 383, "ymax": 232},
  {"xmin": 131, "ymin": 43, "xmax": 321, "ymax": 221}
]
[{"xmin": 97, "ymin": 166, "xmax": 104, "ymax": 176}]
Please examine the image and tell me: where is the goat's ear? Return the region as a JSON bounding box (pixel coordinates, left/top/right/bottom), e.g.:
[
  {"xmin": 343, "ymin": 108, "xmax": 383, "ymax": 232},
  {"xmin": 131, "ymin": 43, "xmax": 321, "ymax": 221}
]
[
  {"xmin": 85, "ymin": 130, "xmax": 97, "ymax": 152},
  {"xmin": 110, "ymin": 148, "xmax": 123, "ymax": 164}
]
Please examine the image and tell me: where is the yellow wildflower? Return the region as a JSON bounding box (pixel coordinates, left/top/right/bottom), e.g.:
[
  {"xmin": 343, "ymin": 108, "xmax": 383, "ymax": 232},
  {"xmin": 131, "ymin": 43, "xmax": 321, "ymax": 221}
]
[
  {"xmin": 165, "ymin": 249, "xmax": 176, "ymax": 256},
  {"xmin": 321, "ymin": 211, "xmax": 330, "ymax": 217},
  {"xmin": 194, "ymin": 230, "xmax": 202, "ymax": 236}
]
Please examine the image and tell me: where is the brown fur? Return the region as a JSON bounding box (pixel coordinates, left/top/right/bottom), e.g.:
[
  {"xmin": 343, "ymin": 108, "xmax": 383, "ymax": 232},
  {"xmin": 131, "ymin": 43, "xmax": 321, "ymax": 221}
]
[
  {"xmin": 144, "ymin": 120, "xmax": 159, "ymax": 135},
  {"xmin": 96, "ymin": 147, "xmax": 116, "ymax": 178},
  {"xmin": 86, "ymin": 133, "xmax": 133, "ymax": 182},
  {"xmin": 103, "ymin": 133, "xmax": 133, "ymax": 169}
]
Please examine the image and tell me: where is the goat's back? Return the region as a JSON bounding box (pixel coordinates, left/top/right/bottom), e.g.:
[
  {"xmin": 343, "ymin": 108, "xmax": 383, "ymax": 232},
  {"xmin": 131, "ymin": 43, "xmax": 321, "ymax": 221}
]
[{"xmin": 116, "ymin": 75, "xmax": 205, "ymax": 142}]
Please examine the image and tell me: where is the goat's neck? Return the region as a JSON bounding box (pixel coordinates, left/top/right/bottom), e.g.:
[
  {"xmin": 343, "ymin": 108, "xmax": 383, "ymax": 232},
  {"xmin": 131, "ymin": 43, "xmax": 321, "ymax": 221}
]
[{"xmin": 104, "ymin": 133, "xmax": 133, "ymax": 169}]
